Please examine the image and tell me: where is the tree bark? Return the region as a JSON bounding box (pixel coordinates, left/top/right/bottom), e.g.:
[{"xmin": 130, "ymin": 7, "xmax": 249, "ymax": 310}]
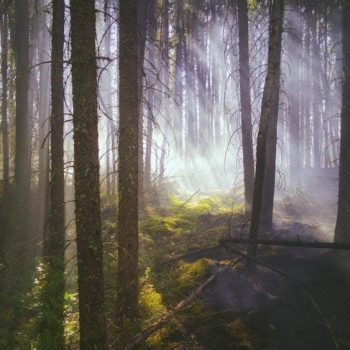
[
  {"xmin": 144, "ymin": 0, "xmax": 156, "ymax": 189},
  {"xmin": 1, "ymin": 8, "xmax": 9, "ymax": 195},
  {"xmin": 286, "ymin": 1, "xmax": 301, "ymax": 187},
  {"xmin": 335, "ymin": 0, "xmax": 350, "ymax": 243},
  {"xmin": 237, "ymin": 0, "xmax": 255, "ymax": 214},
  {"xmin": 37, "ymin": 0, "xmax": 51, "ymax": 243},
  {"xmin": 14, "ymin": 0, "xmax": 30, "ymax": 236},
  {"xmin": 116, "ymin": 0, "xmax": 140, "ymax": 331},
  {"xmin": 38, "ymin": 0, "xmax": 65, "ymax": 348},
  {"xmin": 311, "ymin": 15, "xmax": 322, "ymax": 168},
  {"xmin": 248, "ymin": 0, "xmax": 284, "ymax": 260},
  {"xmin": 70, "ymin": 0, "xmax": 107, "ymax": 348},
  {"xmin": 174, "ymin": 0, "xmax": 183, "ymax": 156}
]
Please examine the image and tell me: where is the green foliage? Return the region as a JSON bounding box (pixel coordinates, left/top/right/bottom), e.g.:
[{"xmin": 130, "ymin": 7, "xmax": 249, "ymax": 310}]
[
  {"xmin": 139, "ymin": 267, "xmax": 167, "ymax": 324},
  {"xmin": 248, "ymin": 0, "xmax": 257, "ymax": 11}
]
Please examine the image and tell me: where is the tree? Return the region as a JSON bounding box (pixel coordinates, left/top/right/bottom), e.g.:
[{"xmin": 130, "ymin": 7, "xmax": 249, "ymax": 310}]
[
  {"xmin": 248, "ymin": 0, "xmax": 284, "ymax": 259},
  {"xmin": 37, "ymin": 0, "xmax": 51, "ymax": 237},
  {"xmin": 286, "ymin": 1, "xmax": 301, "ymax": 187},
  {"xmin": 38, "ymin": 0, "xmax": 65, "ymax": 348},
  {"xmin": 70, "ymin": 0, "xmax": 107, "ymax": 348},
  {"xmin": 14, "ymin": 0, "xmax": 30, "ymax": 235},
  {"xmin": 116, "ymin": 0, "xmax": 140, "ymax": 331},
  {"xmin": 1, "ymin": 6, "xmax": 9, "ymax": 197},
  {"xmin": 259, "ymin": 0, "xmax": 285, "ymax": 232},
  {"xmin": 237, "ymin": 0, "xmax": 255, "ymax": 214},
  {"xmin": 334, "ymin": 0, "xmax": 350, "ymax": 243},
  {"xmin": 144, "ymin": 0, "xmax": 157, "ymax": 189}
]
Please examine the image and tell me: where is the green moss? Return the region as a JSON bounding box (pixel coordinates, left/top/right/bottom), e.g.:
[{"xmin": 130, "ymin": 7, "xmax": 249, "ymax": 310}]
[
  {"xmin": 139, "ymin": 267, "xmax": 167, "ymax": 324},
  {"xmin": 176, "ymin": 259, "xmax": 212, "ymax": 290}
]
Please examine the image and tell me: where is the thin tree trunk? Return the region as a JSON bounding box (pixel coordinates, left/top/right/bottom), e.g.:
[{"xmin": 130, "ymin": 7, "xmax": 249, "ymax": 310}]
[
  {"xmin": 1, "ymin": 9, "xmax": 9, "ymax": 195},
  {"xmin": 259, "ymin": 0, "xmax": 284, "ymax": 232},
  {"xmin": 144, "ymin": 0, "xmax": 156, "ymax": 189},
  {"xmin": 174, "ymin": 0, "xmax": 183, "ymax": 156},
  {"xmin": 138, "ymin": 1, "xmax": 147, "ymax": 211},
  {"xmin": 286, "ymin": 1, "xmax": 301, "ymax": 187},
  {"xmin": 116, "ymin": 0, "xmax": 140, "ymax": 337},
  {"xmin": 311, "ymin": 15, "xmax": 322, "ymax": 168},
  {"xmin": 334, "ymin": 0, "xmax": 350, "ymax": 243},
  {"xmin": 14, "ymin": 0, "xmax": 30, "ymax": 236},
  {"xmin": 37, "ymin": 0, "xmax": 50, "ymax": 240},
  {"xmin": 70, "ymin": 0, "xmax": 107, "ymax": 348},
  {"xmin": 248, "ymin": 0, "xmax": 284, "ymax": 260},
  {"xmin": 237, "ymin": 0, "xmax": 255, "ymax": 214},
  {"xmin": 38, "ymin": 0, "xmax": 65, "ymax": 348}
]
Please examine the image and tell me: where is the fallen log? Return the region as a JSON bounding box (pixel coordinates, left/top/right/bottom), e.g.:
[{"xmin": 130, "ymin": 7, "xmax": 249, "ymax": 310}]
[
  {"xmin": 124, "ymin": 257, "xmax": 242, "ymax": 350},
  {"xmin": 221, "ymin": 238, "xmax": 350, "ymax": 250}
]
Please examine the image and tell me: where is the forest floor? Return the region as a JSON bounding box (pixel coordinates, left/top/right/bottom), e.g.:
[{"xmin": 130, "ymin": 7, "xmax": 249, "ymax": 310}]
[
  {"xmin": 110, "ymin": 189, "xmax": 350, "ymax": 350},
  {"xmin": 58, "ymin": 189, "xmax": 350, "ymax": 349}
]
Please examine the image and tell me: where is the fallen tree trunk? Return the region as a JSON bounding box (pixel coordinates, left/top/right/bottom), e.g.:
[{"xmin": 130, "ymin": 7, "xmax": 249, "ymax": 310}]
[
  {"xmin": 222, "ymin": 238, "xmax": 350, "ymax": 250},
  {"xmin": 124, "ymin": 257, "xmax": 242, "ymax": 350}
]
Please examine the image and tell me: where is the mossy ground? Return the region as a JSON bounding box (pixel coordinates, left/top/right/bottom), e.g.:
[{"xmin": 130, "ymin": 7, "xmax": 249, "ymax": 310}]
[{"xmin": 16, "ymin": 190, "xmax": 350, "ymax": 350}]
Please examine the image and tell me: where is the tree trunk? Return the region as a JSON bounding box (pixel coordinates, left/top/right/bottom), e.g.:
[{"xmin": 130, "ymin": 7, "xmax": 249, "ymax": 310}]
[
  {"xmin": 37, "ymin": 0, "xmax": 51, "ymax": 242},
  {"xmin": 1, "ymin": 9, "xmax": 9, "ymax": 195},
  {"xmin": 174, "ymin": 0, "xmax": 183, "ymax": 156},
  {"xmin": 116, "ymin": 0, "xmax": 140, "ymax": 335},
  {"xmin": 38, "ymin": 0, "xmax": 66, "ymax": 348},
  {"xmin": 286, "ymin": 2, "xmax": 301, "ymax": 187},
  {"xmin": 311, "ymin": 15, "xmax": 322, "ymax": 168},
  {"xmin": 144, "ymin": 0, "xmax": 156, "ymax": 189},
  {"xmin": 137, "ymin": 0, "xmax": 147, "ymax": 211},
  {"xmin": 237, "ymin": 0, "xmax": 255, "ymax": 214},
  {"xmin": 259, "ymin": 1, "xmax": 285, "ymax": 232},
  {"xmin": 70, "ymin": 0, "xmax": 107, "ymax": 348},
  {"xmin": 248, "ymin": 0, "xmax": 284, "ymax": 260},
  {"xmin": 14, "ymin": 0, "xmax": 30, "ymax": 236},
  {"xmin": 334, "ymin": 0, "xmax": 350, "ymax": 243}
]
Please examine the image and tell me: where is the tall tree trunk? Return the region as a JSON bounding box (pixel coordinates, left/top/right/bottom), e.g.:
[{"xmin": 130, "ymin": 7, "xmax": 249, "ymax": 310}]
[
  {"xmin": 137, "ymin": 0, "xmax": 147, "ymax": 210},
  {"xmin": 116, "ymin": 0, "xmax": 140, "ymax": 336},
  {"xmin": 248, "ymin": 0, "xmax": 284, "ymax": 259},
  {"xmin": 259, "ymin": 0, "xmax": 284, "ymax": 232},
  {"xmin": 286, "ymin": 2, "xmax": 301, "ymax": 187},
  {"xmin": 38, "ymin": 0, "xmax": 65, "ymax": 348},
  {"xmin": 14, "ymin": 0, "xmax": 30, "ymax": 235},
  {"xmin": 311, "ymin": 15, "xmax": 322, "ymax": 168},
  {"xmin": 1, "ymin": 9, "xmax": 9, "ymax": 195},
  {"xmin": 334, "ymin": 0, "xmax": 350, "ymax": 243},
  {"xmin": 144, "ymin": 0, "xmax": 156, "ymax": 189},
  {"xmin": 237, "ymin": 0, "xmax": 255, "ymax": 214},
  {"xmin": 174, "ymin": 0, "xmax": 183, "ymax": 156},
  {"xmin": 70, "ymin": 0, "xmax": 107, "ymax": 348},
  {"xmin": 37, "ymin": 0, "xmax": 50, "ymax": 242},
  {"xmin": 185, "ymin": 36, "xmax": 196, "ymax": 153}
]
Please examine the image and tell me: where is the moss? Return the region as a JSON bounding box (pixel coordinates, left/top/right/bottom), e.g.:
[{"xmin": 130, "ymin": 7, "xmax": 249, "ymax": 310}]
[
  {"xmin": 176, "ymin": 259, "xmax": 212, "ymax": 291},
  {"xmin": 139, "ymin": 267, "xmax": 167, "ymax": 324}
]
